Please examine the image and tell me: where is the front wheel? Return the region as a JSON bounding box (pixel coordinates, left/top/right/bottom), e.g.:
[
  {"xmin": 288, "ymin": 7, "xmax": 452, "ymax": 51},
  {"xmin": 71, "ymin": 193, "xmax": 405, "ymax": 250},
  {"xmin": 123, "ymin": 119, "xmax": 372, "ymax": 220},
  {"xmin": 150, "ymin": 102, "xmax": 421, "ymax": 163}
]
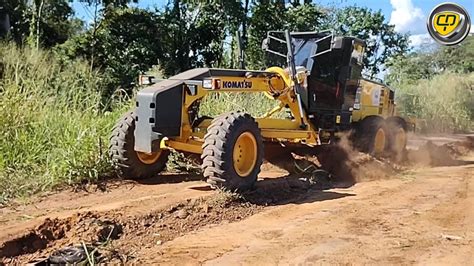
[
  {"xmin": 109, "ymin": 111, "xmax": 169, "ymax": 179},
  {"xmin": 202, "ymin": 111, "xmax": 264, "ymax": 191}
]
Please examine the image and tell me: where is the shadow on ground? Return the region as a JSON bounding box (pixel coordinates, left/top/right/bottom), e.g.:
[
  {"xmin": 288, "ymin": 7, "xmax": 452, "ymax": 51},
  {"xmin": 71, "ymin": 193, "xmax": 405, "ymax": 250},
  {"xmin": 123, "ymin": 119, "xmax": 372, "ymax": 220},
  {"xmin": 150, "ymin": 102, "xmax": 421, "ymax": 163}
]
[
  {"xmin": 242, "ymin": 174, "xmax": 355, "ymax": 206},
  {"xmin": 137, "ymin": 173, "xmax": 203, "ymax": 185}
]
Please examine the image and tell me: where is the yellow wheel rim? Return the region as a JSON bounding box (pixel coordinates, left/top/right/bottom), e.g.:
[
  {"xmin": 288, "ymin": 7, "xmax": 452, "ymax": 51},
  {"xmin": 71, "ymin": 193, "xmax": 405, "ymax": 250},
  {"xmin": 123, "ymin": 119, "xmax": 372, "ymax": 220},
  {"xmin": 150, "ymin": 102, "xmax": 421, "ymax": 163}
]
[
  {"xmin": 136, "ymin": 150, "xmax": 162, "ymax": 165},
  {"xmin": 233, "ymin": 132, "xmax": 258, "ymax": 177},
  {"xmin": 394, "ymin": 128, "xmax": 407, "ymax": 153},
  {"xmin": 373, "ymin": 128, "xmax": 386, "ymax": 155}
]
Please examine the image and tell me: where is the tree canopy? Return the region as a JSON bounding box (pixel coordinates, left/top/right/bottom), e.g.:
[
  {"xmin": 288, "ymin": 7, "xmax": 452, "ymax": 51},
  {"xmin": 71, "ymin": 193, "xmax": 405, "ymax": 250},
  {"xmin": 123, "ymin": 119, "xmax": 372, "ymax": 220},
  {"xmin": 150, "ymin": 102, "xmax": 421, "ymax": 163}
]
[
  {"xmin": 2, "ymin": 1, "xmax": 413, "ymax": 92},
  {"xmin": 385, "ymin": 36, "xmax": 474, "ymax": 86}
]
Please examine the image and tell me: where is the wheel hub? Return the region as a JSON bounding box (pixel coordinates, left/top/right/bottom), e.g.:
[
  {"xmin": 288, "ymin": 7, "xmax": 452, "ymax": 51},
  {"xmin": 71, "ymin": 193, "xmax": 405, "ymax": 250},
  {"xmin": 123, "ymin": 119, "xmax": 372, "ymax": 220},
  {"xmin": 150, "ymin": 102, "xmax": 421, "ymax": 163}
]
[
  {"xmin": 373, "ymin": 128, "xmax": 386, "ymax": 155},
  {"xmin": 233, "ymin": 132, "xmax": 258, "ymax": 177},
  {"xmin": 394, "ymin": 128, "xmax": 407, "ymax": 153},
  {"xmin": 136, "ymin": 150, "xmax": 162, "ymax": 165}
]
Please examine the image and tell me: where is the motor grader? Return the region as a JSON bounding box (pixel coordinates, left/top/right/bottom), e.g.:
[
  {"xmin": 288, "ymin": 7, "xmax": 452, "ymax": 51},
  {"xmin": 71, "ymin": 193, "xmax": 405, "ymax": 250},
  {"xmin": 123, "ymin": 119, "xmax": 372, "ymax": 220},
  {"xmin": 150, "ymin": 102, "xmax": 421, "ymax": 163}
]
[{"xmin": 109, "ymin": 30, "xmax": 408, "ymax": 191}]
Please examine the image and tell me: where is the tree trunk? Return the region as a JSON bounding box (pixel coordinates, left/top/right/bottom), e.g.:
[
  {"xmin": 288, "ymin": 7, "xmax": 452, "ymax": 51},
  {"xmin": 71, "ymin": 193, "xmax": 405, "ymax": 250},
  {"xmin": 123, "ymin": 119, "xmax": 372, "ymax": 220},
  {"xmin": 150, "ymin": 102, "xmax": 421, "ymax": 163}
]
[
  {"xmin": 36, "ymin": 0, "xmax": 44, "ymax": 49},
  {"xmin": 242, "ymin": 0, "xmax": 249, "ymax": 47},
  {"xmin": 28, "ymin": 0, "xmax": 44, "ymax": 49},
  {"xmin": 0, "ymin": 9, "xmax": 10, "ymax": 37}
]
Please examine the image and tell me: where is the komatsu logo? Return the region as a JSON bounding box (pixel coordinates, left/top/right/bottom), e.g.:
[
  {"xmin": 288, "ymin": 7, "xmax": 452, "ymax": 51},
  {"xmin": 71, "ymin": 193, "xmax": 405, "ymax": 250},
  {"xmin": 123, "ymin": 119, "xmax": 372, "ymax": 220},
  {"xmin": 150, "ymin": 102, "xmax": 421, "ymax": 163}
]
[{"xmin": 222, "ymin": 80, "xmax": 252, "ymax": 89}]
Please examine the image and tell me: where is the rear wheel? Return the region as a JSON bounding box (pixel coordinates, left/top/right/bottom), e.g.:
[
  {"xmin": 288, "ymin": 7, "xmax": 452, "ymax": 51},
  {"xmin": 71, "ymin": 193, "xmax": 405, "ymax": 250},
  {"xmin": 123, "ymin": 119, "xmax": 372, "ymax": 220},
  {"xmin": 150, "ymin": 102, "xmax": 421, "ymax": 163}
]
[
  {"xmin": 109, "ymin": 111, "xmax": 169, "ymax": 179},
  {"xmin": 202, "ymin": 112, "xmax": 264, "ymax": 191},
  {"xmin": 353, "ymin": 116, "xmax": 388, "ymax": 157},
  {"xmin": 386, "ymin": 117, "xmax": 407, "ymax": 161}
]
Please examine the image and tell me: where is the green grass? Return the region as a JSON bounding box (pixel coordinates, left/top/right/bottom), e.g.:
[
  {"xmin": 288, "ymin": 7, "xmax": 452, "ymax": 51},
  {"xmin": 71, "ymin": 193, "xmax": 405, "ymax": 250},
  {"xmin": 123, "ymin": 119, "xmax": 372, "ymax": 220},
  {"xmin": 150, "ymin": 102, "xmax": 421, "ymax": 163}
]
[
  {"xmin": 395, "ymin": 72, "xmax": 474, "ymax": 132},
  {"xmin": 0, "ymin": 43, "xmax": 128, "ymax": 204},
  {"xmin": 200, "ymin": 92, "xmax": 286, "ymax": 118}
]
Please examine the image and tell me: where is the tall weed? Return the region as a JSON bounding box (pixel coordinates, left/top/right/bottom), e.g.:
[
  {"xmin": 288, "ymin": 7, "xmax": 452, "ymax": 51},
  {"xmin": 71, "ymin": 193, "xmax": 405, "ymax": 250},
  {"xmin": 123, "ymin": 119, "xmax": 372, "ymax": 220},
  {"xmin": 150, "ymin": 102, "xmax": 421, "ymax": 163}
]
[
  {"xmin": 0, "ymin": 43, "xmax": 126, "ymax": 203},
  {"xmin": 396, "ymin": 73, "xmax": 473, "ymax": 132}
]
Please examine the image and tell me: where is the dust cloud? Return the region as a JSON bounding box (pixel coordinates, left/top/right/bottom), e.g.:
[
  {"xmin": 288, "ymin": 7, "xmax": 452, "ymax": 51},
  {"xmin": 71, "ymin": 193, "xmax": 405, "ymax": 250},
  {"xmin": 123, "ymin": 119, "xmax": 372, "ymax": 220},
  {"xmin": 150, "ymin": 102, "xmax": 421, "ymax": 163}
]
[{"xmin": 263, "ymin": 135, "xmax": 474, "ymax": 187}]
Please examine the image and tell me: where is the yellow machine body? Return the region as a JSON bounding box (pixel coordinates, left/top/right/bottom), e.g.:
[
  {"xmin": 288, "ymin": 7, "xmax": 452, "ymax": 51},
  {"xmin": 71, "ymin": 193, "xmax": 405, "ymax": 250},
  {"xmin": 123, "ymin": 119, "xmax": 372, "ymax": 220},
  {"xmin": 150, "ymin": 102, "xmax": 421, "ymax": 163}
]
[
  {"xmin": 158, "ymin": 67, "xmax": 320, "ymax": 155},
  {"xmin": 352, "ymin": 78, "xmax": 396, "ymax": 122}
]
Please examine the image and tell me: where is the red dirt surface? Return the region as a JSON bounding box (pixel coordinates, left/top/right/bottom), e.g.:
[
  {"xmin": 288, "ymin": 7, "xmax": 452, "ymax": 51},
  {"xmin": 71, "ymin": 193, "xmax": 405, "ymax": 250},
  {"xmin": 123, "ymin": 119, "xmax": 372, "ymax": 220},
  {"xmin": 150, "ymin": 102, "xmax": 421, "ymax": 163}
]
[{"xmin": 0, "ymin": 134, "xmax": 473, "ymax": 264}]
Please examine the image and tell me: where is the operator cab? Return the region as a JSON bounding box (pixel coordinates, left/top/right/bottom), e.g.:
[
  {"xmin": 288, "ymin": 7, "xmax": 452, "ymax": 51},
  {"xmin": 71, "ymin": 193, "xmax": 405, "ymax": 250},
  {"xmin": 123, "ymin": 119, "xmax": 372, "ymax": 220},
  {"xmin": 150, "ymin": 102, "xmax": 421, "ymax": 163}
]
[{"xmin": 263, "ymin": 31, "xmax": 365, "ymax": 131}]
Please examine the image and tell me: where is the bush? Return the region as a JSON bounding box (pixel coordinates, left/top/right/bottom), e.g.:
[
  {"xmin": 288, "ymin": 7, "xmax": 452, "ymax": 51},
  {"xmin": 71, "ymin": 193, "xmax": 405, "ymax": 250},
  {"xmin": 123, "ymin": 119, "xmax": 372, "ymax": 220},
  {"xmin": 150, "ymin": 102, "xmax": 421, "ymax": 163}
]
[
  {"xmin": 396, "ymin": 73, "xmax": 474, "ymax": 132},
  {"xmin": 0, "ymin": 43, "xmax": 127, "ymax": 203}
]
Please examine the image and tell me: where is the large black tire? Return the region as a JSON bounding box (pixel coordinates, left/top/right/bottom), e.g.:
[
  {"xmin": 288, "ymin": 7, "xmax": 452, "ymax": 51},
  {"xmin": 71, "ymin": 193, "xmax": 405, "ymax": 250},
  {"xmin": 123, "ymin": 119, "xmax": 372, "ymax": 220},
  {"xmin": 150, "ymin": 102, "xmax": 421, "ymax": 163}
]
[
  {"xmin": 386, "ymin": 117, "xmax": 407, "ymax": 161},
  {"xmin": 202, "ymin": 112, "xmax": 264, "ymax": 191},
  {"xmin": 109, "ymin": 111, "xmax": 169, "ymax": 179},
  {"xmin": 353, "ymin": 116, "xmax": 388, "ymax": 157}
]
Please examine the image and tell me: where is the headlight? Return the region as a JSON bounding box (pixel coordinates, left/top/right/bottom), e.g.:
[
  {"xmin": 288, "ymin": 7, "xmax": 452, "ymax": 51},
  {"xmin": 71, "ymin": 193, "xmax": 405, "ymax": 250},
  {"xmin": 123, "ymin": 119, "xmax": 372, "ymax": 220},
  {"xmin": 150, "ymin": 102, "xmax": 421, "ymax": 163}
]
[{"xmin": 203, "ymin": 79, "xmax": 212, "ymax": 89}]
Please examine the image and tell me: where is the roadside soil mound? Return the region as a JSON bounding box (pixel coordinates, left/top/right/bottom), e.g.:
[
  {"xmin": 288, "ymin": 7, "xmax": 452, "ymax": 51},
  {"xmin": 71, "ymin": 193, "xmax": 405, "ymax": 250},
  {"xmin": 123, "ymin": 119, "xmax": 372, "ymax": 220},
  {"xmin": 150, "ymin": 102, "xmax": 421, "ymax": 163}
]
[
  {"xmin": 407, "ymin": 136, "xmax": 474, "ymax": 166},
  {"xmin": 1, "ymin": 176, "xmax": 328, "ymax": 264}
]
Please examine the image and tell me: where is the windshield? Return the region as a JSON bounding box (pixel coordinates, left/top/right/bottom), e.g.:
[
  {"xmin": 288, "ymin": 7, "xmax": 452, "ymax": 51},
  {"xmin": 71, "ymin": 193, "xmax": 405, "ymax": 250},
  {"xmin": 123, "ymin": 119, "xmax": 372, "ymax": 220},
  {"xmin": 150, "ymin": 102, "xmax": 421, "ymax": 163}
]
[{"xmin": 293, "ymin": 38, "xmax": 317, "ymax": 69}]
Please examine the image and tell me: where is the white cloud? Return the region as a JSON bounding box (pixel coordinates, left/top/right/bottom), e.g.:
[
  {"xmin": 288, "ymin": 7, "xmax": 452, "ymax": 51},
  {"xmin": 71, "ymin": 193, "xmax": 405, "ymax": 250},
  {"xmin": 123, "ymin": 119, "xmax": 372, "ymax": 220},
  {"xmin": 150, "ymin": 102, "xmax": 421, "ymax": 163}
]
[
  {"xmin": 409, "ymin": 33, "xmax": 434, "ymax": 47},
  {"xmin": 471, "ymin": 24, "xmax": 474, "ymax": 34},
  {"xmin": 389, "ymin": 0, "xmax": 425, "ymax": 34},
  {"xmin": 409, "ymin": 33, "xmax": 437, "ymax": 51}
]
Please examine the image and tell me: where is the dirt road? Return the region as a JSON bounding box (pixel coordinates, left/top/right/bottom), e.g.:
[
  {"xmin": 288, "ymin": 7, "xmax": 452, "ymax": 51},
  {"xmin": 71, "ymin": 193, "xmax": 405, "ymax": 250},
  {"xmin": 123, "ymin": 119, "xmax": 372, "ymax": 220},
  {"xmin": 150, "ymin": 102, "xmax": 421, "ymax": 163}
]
[
  {"xmin": 152, "ymin": 162, "xmax": 474, "ymax": 265},
  {"xmin": 1, "ymin": 135, "xmax": 473, "ymax": 264}
]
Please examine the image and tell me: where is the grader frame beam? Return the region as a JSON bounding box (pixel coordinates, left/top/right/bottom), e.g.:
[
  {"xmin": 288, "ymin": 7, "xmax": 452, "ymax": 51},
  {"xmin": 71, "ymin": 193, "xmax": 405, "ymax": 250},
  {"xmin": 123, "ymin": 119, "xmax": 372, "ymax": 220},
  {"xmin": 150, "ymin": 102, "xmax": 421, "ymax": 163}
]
[{"xmin": 141, "ymin": 67, "xmax": 320, "ymax": 156}]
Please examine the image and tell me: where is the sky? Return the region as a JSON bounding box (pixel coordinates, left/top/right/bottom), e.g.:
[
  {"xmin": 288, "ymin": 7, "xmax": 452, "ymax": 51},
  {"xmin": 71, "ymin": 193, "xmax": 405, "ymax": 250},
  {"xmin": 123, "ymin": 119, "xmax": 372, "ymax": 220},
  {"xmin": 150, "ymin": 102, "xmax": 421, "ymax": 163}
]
[{"xmin": 72, "ymin": 0, "xmax": 474, "ymax": 47}]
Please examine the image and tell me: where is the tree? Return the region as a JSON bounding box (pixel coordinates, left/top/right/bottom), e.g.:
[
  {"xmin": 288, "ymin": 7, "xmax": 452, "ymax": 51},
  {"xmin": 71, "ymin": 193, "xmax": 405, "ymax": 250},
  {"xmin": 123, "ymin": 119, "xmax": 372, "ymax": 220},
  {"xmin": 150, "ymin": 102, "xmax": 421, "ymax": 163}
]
[
  {"xmin": 2, "ymin": 0, "xmax": 30, "ymax": 44},
  {"xmin": 79, "ymin": 0, "xmax": 138, "ymax": 9},
  {"xmin": 437, "ymin": 36, "xmax": 474, "ymax": 74},
  {"xmin": 333, "ymin": 6, "xmax": 409, "ymax": 78},
  {"xmin": 384, "ymin": 52, "xmax": 438, "ymax": 86},
  {"xmin": 246, "ymin": 1, "xmax": 286, "ymax": 69},
  {"xmin": 56, "ymin": 8, "xmax": 163, "ymax": 94},
  {"xmin": 158, "ymin": 0, "xmax": 244, "ymax": 76},
  {"xmin": 37, "ymin": 0, "xmax": 83, "ymax": 47},
  {"xmin": 2, "ymin": 0, "xmax": 82, "ymax": 48},
  {"xmin": 55, "ymin": 0, "xmax": 243, "ymax": 97},
  {"xmin": 385, "ymin": 36, "xmax": 474, "ymax": 86},
  {"xmin": 286, "ymin": 2, "xmax": 325, "ymax": 31},
  {"xmin": 0, "ymin": 6, "xmax": 11, "ymax": 37}
]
